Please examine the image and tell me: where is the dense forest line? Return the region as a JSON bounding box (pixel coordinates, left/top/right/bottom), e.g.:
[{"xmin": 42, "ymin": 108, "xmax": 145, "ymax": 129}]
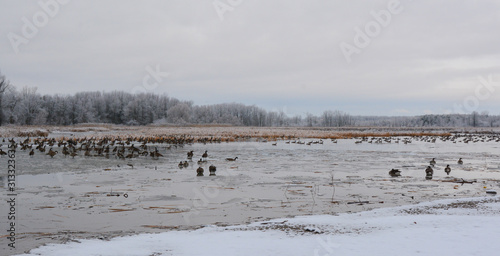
[{"xmin": 0, "ymin": 75, "xmax": 499, "ymax": 127}]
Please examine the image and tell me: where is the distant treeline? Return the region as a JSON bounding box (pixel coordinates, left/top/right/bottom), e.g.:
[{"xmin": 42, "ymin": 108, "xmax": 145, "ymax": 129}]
[{"xmin": 0, "ymin": 85, "xmax": 499, "ymax": 127}]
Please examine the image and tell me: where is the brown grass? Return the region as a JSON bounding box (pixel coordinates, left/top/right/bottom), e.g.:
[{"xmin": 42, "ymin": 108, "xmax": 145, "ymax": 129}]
[
  {"xmin": 72, "ymin": 123, "xmax": 114, "ymax": 128},
  {"xmin": 109, "ymin": 208, "xmax": 135, "ymax": 212},
  {"xmin": 16, "ymin": 130, "xmax": 49, "ymax": 137},
  {"xmin": 34, "ymin": 206, "xmax": 55, "ymax": 210},
  {"xmin": 2, "ymin": 125, "xmax": 494, "ymax": 142},
  {"xmin": 141, "ymin": 225, "xmax": 180, "ymax": 230}
]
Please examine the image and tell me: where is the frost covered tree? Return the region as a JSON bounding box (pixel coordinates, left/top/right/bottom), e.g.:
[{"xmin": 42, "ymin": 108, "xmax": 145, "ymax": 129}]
[
  {"xmin": 2, "ymin": 82, "xmax": 500, "ymax": 127},
  {"xmin": 305, "ymin": 113, "xmax": 316, "ymax": 127},
  {"xmin": 0, "ymin": 72, "xmax": 12, "ymax": 126},
  {"xmin": 167, "ymin": 102, "xmax": 192, "ymax": 124},
  {"xmin": 322, "ymin": 111, "xmax": 334, "ymax": 127},
  {"xmin": 321, "ymin": 110, "xmax": 353, "ymax": 127},
  {"xmin": 15, "ymin": 87, "xmax": 47, "ymax": 125},
  {"xmin": 2, "ymin": 86, "xmax": 18, "ymax": 124}
]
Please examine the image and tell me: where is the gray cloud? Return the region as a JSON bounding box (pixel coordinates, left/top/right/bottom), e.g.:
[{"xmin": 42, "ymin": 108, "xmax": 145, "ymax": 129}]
[{"xmin": 1, "ymin": 0, "xmax": 499, "ymax": 116}]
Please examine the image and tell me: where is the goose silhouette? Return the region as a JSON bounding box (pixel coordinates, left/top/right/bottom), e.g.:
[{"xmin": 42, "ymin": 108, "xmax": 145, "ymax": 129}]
[
  {"xmin": 444, "ymin": 165, "xmax": 451, "ymax": 175},
  {"xmin": 389, "ymin": 169, "xmax": 401, "ymax": 177}
]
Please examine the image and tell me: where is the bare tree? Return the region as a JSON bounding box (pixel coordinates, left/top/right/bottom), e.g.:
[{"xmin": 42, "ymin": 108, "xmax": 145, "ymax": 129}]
[
  {"xmin": 305, "ymin": 112, "xmax": 316, "ymax": 127},
  {"xmin": 471, "ymin": 111, "xmax": 479, "ymax": 127},
  {"xmin": 0, "ymin": 72, "xmax": 12, "ymax": 126},
  {"xmin": 322, "ymin": 110, "xmax": 334, "ymax": 127}
]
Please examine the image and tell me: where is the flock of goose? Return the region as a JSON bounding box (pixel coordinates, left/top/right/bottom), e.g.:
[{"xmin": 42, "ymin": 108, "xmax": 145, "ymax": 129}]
[
  {"xmin": 351, "ymin": 134, "xmax": 500, "ymax": 144},
  {"xmin": 274, "ymin": 134, "xmax": 498, "ymax": 180},
  {"xmin": 2, "ymin": 133, "xmax": 498, "ymax": 157},
  {"xmin": 0, "ymin": 135, "xmax": 242, "ymax": 177},
  {"xmin": 0, "ymin": 135, "xmax": 230, "ymax": 159},
  {"xmin": 389, "ymin": 157, "xmax": 464, "ymax": 179},
  {"xmin": 1, "ymin": 136, "xmax": 169, "ymax": 160},
  {"xmin": 271, "ymin": 133, "xmax": 500, "ymax": 146},
  {"xmin": 177, "ymin": 150, "xmax": 239, "ymax": 176},
  {"xmin": 1, "ymin": 133, "xmax": 498, "ymax": 178}
]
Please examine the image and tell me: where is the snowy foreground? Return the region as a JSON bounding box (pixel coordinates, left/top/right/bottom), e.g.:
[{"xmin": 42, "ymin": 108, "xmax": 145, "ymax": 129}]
[{"xmin": 17, "ymin": 196, "xmax": 500, "ymax": 256}]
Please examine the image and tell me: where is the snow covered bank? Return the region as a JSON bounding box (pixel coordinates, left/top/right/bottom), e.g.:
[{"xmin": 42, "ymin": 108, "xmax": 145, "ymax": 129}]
[{"xmin": 16, "ymin": 196, "xmax": 500, "ymax": 256}]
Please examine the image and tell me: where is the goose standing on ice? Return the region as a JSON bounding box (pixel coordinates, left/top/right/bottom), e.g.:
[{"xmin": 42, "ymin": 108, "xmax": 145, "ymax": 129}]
[
  {"xmin": 425, "ymin": 166, "xmax": 434, "ymax": 179},
  {"xmin": 196, "ymin": 167, "xmax": 204, "ymax": 176},
  {"xmin": 429, "ymin": 158, "xmax": 436, "ymax": 166},
  {"xmin": 444, "ymin": 165, "xmax": 451, "ymax": 175},
  {"xmin": 457, "ymin": 158, "xmax": 463, "ymax": 165},
  {"xmin": 47, "ymin": 148, "xmax": 58, "ymax": 158},
  {"xmin": 153, "ymin": 147, "xmax": 163, "ymax": 158},
  {"xmin": 209, "ymin": 165, "xmax": 217, "ymax": 176}
]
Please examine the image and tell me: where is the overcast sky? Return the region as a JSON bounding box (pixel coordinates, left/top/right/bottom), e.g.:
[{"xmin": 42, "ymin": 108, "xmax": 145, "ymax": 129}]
[{"xmin": 1, "ymin": 0, "xmax": 499, "ymax": 116}]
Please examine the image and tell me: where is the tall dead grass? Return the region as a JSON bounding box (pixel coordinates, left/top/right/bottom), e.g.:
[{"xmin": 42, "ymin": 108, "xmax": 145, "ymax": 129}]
[{"xmin": 0, "ymin": 125, "xmax": 494, "ymax": 140}]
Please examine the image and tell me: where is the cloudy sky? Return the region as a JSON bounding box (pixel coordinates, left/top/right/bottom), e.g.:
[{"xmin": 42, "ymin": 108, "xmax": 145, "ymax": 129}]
[{"xmin": 1, "ymin": 0, "xmax": 499, "ymax": 116}]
